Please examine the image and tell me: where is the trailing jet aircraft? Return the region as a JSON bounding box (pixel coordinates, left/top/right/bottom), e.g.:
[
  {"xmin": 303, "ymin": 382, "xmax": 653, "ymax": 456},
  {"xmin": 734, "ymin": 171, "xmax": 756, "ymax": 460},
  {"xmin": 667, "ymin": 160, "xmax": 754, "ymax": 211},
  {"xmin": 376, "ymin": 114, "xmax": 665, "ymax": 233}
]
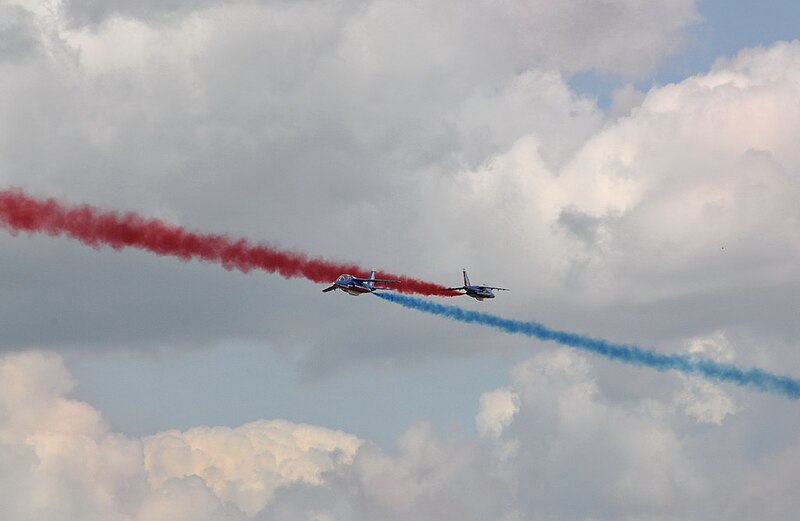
[
  {"xmin": 322, "ymin": 270, "xmax": 399, "ymax": 296},
  {"xmin": 447, "ymin": 269, "xmax": 508, "ymax": 300}
]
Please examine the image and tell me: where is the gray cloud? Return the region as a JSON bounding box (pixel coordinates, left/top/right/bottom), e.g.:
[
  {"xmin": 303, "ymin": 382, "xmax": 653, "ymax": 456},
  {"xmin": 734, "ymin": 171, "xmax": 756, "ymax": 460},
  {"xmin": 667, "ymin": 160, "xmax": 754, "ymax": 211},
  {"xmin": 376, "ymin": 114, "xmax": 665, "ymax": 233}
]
[
  {"xmin": 0, "ymin": 0, "xmax": 695, "ymax": 360},
  {"xmin": 60, "ymin": 0, "xmax": 232, "ymax": 27},
  {"xmin": 57, "ymin": 0, "xmax": 697, "ymax": 77},
  {"xmin": 0, "ymin": 4, "xmax": 40, "ymax": 61},
  {"xmin": 263, "ymin": 349, "xmax": 800, "ymax": 521}
]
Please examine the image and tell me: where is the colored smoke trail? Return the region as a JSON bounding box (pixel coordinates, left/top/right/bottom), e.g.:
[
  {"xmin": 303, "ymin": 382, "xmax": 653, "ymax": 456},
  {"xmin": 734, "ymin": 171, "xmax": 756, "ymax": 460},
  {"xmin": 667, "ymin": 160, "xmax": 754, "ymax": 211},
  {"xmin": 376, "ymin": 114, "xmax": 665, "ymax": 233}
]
[
  {"xmin": 375, "ymin": 292, "xmax": 800, "ymax": 399},
  {"xmin": 0, "ymin": 188, "xmax": 458, "ymax": 296}
]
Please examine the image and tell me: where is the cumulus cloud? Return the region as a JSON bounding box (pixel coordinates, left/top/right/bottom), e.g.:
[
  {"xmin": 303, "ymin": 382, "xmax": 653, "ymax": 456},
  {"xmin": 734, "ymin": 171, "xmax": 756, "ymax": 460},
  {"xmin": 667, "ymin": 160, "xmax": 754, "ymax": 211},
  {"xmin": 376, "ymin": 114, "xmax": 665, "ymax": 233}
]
[
  {"xmin": 144, "ymin": 420, "xmax": 361, "ymax": 515},
  {"xmin": 0, "ymin": 351, "xmax": 148, "ymax": 521},
  {"xmin": 0, "ymin": 352, "xmax": 360, "ymax": 520},
  {"xmin": 264, "ymin": 348, "xmax": 800, "ymax": 521},
  {"xmin": 405, "ymin": 40, "xmax": 800, "ymax": 365},
  {"xmin": 475, "ymin": 388, "xmax": 519, "ymax": 439},
  {"xmin": 671, "ymin": 331, "xmax": 740, "ymax": 424},
  {"xmin": 2, "ymin": 349, "xmax": 799, "ymax": 520}
]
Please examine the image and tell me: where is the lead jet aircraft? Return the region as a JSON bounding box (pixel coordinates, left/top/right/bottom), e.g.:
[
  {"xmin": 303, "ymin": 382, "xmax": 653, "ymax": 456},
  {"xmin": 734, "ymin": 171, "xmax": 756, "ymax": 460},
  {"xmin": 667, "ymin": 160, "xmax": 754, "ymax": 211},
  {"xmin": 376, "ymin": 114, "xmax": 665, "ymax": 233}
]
[
  {"xmin": 447, "ymin": 269, "xmax": 508, "ymax": 300},
  {"xmin": 322, "ymin": 270, "xmax": 399, "ymax": 296}
]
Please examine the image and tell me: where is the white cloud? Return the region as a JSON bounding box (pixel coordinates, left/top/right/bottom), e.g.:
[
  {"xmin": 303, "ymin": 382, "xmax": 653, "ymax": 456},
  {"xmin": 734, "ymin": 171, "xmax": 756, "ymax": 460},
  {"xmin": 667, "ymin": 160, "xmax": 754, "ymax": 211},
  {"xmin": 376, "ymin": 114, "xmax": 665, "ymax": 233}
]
[
  {"xmin": 564, "ymin": 43, "xmax": 800, "ymax": 330},
  {"xmin": 675, "ymin": 377, "xmax": 740, "ymax": 424},
  {"xmin": 407, "ymin": 40, "xmax": 800, "ymax": 361},
  {"xmin": 672, "ymin": 331, "xmax": 740, "ymax": 424},
  {"xmin": 476, "ymin": 388, "xmax": 519, "ymax": 439},
  {"xmin": 2, "ymin": 349, "xmax": 799, "ymax": 520},
  {"xmin": 0, "ymin": 352, "xmax": 359, "ymax": 520},
  {"xmin": 144, "ymin": 420, "xmax": 361, "ymax": 515},
  {"xmin": 0, "ymin": 352, "xmax": 147, "ymax": 521}
]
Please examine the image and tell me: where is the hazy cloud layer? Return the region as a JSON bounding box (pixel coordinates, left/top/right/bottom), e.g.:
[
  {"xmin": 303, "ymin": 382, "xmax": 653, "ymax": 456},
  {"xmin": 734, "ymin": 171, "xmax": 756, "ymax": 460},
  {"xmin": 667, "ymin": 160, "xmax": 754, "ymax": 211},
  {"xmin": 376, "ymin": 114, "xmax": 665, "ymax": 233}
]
[
  {"xmin": 2, "ymin": 351, "xmax": 799, "ymax": 520},
  {"xmin": 56, "ymin": 0, "xmax": 696, "ymax": 75}
]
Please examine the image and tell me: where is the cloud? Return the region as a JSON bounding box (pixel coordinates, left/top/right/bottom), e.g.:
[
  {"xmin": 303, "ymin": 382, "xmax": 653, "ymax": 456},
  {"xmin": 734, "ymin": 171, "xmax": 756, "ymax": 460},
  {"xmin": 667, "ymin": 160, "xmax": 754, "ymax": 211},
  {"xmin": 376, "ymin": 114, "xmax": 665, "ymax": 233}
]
[
  {"xmin": 562, "ymin": 43, "xmax": 800, "ymax": 344},
  {"xmin": 0, "ymin": 351, "xmax": 148, "ymax": 521},
  {"xmin": 405, "ymin": 40, "xmax": 800, "ymax": 362},
  {"xmin": 263, "ymin": 349, "xmax": 799, "ymax": 521},
  {"xmin": 60, "ymin": 0, "xmax": 228, "ymax": 27},
  {"xmin": 0, "ymin": 3, "xmax": 41, "ymax": 61},
  {"xmin": 0, "ymin": 351, "xmax": 359, "ymax": 520},
  {"xmin": 2, "ymin": 349, "xmax": 800, "ymax": 520},
  {"xmin": 55, "ymin": 0, "xmax": 697, "ymax": 76},
  {"xmin": 0, "ymin": 4, "xmax": 798, "ymax": 400},
  {"xmin": 0, "ymin": 0, "xmax": 695, "ymax": 359},
  {"xmin": 499, "ymin": 350, "xmax": 701, "ymax": 519},
  {"xmin": 475, "ymin": 388, "xmax": 519, "ymax": 439},
  {"xmin": 144, "ymin": 420, "xmax": 361, "ymax": 515},
  {"xmin": 490, "ymin": 0, "xmax": 698, "ymax": 75}
]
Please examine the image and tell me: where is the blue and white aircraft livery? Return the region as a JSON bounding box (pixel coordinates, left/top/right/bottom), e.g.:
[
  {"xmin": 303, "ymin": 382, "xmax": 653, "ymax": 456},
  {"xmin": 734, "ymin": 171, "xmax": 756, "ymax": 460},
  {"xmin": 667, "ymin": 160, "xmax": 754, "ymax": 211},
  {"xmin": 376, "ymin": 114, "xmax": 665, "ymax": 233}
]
[
  {"xmin": 447, "ymin": 269, "xmax": 509, "ymax": 301},
  {"xmin": 322, "ymin": 271, "xmax": 399, "ymax": 296}
]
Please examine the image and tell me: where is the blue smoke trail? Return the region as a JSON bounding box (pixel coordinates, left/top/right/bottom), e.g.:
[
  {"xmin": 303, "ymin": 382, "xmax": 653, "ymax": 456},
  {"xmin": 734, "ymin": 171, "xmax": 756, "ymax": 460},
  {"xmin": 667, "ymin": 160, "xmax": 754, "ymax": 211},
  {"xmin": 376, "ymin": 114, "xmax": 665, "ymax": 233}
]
[{"xmin": 374, "ymin": 292, "xmax": 800, "ymax": 399}]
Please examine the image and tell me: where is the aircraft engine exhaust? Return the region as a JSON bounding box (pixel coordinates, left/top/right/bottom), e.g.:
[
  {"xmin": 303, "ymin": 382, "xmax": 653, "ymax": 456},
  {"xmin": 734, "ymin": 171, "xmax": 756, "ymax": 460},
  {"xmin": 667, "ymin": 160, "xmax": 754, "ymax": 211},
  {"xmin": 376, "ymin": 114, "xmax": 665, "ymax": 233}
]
[{"xmin": 0, "ymin": 188, "xmax": 459, "ymax": 297}]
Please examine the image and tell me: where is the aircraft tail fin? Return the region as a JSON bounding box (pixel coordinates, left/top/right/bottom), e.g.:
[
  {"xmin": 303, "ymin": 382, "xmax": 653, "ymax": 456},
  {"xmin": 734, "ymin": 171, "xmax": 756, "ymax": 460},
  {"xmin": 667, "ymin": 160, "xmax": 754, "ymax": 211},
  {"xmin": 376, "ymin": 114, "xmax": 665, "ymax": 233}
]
[
  {"xmin": 368, "ymin": 270, "xmax": 376, "ymax": 290},
  {"xmin": 463, "ymin": 268, "xmax": 471, "ymax": 286}
]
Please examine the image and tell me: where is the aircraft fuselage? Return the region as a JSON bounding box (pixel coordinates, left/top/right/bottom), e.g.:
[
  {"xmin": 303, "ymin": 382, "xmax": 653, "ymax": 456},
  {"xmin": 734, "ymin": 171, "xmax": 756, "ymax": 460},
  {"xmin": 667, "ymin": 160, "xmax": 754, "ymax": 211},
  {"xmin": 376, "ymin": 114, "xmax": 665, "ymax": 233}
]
[
  {"xmin": 340, "ymin": 284, "xmax": 374, "ymax": 296},
  {"xmin": 465, "ymin": 287, "xmax": 495, "ymax": 300},
  {"xmin": 323, "ymin": 272, "xmax": 399, "ymax": 295}
]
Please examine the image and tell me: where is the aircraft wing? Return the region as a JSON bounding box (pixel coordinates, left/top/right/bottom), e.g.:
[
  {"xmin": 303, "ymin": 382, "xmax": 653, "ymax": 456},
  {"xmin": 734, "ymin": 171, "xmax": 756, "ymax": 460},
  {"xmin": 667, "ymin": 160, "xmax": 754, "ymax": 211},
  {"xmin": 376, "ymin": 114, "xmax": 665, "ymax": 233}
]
[
  {"xmin": 322, "ymin": 285, "xmax": 338, "ymax": 292},
  {"xmin": 485, "ymin": 287, "xmax": 509, "ymax": 291},
  {"xmin": 352, "ymin": 277, "xmax": 400, "ymax": 283},
  {"xmin": 446, "ymin": 286, "xmax": 466, "ymax": 291}
]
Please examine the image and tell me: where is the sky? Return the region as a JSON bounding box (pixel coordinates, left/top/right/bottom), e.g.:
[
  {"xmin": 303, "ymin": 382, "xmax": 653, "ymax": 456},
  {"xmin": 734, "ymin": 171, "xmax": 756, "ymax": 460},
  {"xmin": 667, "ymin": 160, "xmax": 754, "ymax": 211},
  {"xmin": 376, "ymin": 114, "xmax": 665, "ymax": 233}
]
[{"xmin": 1, "ymin": 0, "xmax": 800, "ymax": 519}]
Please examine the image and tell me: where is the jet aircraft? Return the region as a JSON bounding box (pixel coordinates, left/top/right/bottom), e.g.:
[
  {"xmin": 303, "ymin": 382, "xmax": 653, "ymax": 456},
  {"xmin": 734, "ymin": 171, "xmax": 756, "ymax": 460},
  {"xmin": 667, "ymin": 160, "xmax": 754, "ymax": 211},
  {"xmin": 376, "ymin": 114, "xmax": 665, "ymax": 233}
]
[
  {"xmin": 447, "ymin": 269, "xmax": 508, "ymax": 300},
  {"xmin": 322, "ymin": 270, "xmax": 399, "ymax": 296}
]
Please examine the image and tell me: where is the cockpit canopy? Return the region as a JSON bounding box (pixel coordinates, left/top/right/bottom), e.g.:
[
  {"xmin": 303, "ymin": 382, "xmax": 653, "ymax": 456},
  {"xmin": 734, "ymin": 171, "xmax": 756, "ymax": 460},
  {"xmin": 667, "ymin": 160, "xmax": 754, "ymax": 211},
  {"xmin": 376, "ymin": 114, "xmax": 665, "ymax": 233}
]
[{"xmin": 337, "ymin": 274, "xmax": 352, "ymax": 282}]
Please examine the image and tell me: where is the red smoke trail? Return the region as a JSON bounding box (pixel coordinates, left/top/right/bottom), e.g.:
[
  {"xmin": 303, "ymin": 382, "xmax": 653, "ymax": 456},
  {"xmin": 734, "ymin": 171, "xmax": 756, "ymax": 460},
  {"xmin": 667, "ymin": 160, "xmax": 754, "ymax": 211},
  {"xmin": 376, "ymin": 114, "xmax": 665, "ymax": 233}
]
[{"xmin": 0, "ymin": 188, "xmax": 459, "ymax": 297}]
